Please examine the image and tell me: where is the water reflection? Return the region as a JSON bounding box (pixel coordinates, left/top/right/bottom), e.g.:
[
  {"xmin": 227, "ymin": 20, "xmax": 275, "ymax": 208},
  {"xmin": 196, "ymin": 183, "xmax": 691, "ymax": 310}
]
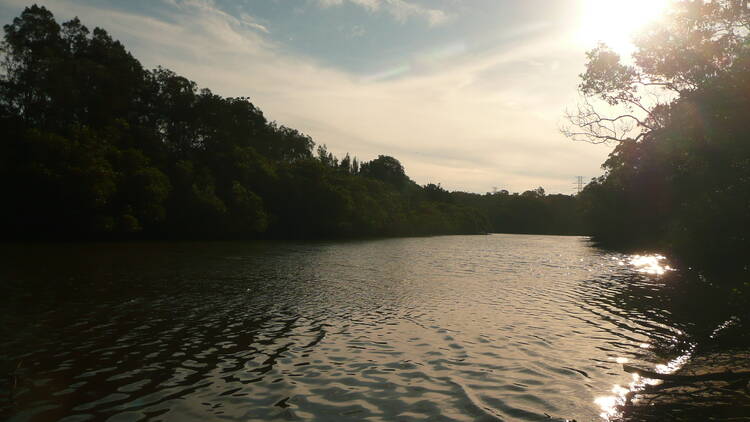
[
  {"xmin": 595, "ymin": 350, "xmax": 695, "ymax": 420},
  {"xmin": 587, "ymin": 253, "xmax": 680, "ymax": 419},
  {"xmin": 590, "ymin": 253, "xmax": 716, "ymax": 420},
  {"xmin": 0, "ymin": 238, "xmax": 738, "ymax": 422},
  {"xmin": 629, "ymin": 254, "xmax": 673, "ymax": 275}
]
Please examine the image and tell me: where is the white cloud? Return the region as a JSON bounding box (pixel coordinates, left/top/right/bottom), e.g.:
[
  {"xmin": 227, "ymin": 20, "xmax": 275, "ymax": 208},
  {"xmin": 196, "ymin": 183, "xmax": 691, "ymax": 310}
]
[
  {"xmin": 239, "ymin": 13, "xmax": 269, "ymax": 34},
  {"xmin": 161, "ymin": 0, "xmax": 270, "ymax": 33},
  {"xmin": 2, "ymin": 0, "xmax": 611, "ymax": 194},
  {"xmin": 317, "ymin": 0, "xmax": 449, "ymax": 26},
  {"xmin": 385, "ymin": 0, "xmax": 448, "ymax": 26}
]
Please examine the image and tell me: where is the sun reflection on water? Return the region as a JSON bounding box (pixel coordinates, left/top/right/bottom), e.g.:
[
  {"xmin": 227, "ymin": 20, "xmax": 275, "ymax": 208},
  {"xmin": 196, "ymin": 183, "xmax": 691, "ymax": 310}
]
[
  {"xmin": 629, "ymin": 254, "xmax": 674, "ymax": 275},
  {"xmin": 594, "ymin": 346, "xmax": 694, "ymax": 420},
  {"xmin": 595, "ymin": 253, "xmax": 688, "ymax": 419}
]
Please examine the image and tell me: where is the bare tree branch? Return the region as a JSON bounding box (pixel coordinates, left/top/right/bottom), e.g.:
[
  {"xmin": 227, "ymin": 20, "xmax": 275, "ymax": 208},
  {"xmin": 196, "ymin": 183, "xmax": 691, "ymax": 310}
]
[{"xmin": 561, "ymin": 96, "xmax": 649, "ymax": 144}]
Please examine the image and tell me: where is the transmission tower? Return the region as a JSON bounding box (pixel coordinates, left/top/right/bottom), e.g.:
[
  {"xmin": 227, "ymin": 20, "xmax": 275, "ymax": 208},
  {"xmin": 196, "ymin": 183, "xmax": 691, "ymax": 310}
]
[{"xmin": 575, "ymin": 176, "xmax": 584, "ymax": 194}]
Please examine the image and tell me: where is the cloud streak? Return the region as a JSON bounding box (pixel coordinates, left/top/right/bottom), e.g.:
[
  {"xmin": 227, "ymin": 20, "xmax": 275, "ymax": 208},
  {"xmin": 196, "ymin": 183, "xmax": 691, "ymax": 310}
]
[{"xmin": 316, "ymin": 0, "xmax": 449, "ymax": 26}]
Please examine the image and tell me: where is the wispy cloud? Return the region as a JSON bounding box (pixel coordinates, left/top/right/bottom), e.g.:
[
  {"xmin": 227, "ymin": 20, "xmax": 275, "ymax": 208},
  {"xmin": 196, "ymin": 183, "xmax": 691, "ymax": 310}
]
[
  {"xmin": 317, "ymin": 0, "xmax": 449, "ymax": 26},
  {"xmin": 239, "ymin": 13, "xmax": 269, "ymax": 34},
  {"xmin": 161, "ymin": 0, "xmax": 270, "ymax": 33}
]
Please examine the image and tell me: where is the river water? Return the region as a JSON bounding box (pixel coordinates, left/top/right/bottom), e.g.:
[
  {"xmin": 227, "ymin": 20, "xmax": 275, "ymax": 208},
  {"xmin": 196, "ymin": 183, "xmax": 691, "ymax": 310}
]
[{"xmin": 0, "ymin": 234, "xmax": 734, "ymax": 421}]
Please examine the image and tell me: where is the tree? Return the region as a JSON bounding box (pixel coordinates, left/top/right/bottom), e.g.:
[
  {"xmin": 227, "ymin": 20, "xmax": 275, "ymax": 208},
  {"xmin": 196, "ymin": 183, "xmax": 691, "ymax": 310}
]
[
  {"xmin": 569, "ymin": 0, "xmax": 750, "ymax": 271},
  {"xmin": 563, "ymin": 0, "xmax": 750, "ymax": 145},
  {"xmin": 360, "ymin": 155, "xmax": 408, "ymax": 187},
  {"xmin": 0, "ymin": 5, "xmax": 63, "ymax": 127}
]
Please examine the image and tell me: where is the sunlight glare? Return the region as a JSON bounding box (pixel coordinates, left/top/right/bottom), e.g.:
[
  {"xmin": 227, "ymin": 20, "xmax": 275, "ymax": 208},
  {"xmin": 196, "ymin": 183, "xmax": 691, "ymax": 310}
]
[
  {"xmin": 629, "ymin": 254, "xmax": 673, "ymax": 275},
  {"xmin": 579, "ymin": 0, "xmax": 671, "ymax": 56},
  {"xmin": 595, "ymin": 346, "xmax": 694, "ymax": 420}
]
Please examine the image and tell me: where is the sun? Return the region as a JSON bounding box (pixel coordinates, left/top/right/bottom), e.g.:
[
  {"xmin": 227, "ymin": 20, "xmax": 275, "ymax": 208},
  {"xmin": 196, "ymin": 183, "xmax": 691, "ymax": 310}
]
[{"xmin": 578, "ymin": 0, "xmax": 672, "ymax": 57}]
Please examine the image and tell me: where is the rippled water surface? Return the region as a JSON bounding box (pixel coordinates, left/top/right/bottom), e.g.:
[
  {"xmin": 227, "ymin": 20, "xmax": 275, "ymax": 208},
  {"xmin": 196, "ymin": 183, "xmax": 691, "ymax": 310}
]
[{"xmin": 0, "ymin": 235, "xmax": 732, "ymax": 421}]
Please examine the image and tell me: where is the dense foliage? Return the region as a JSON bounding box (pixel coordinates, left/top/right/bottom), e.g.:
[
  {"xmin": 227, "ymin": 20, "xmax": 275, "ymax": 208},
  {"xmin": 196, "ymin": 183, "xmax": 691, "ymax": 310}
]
[
  {"xmin": 0, "ymin": 6, "xmax": 583, "ymax": 240},
  {"xmin": 573, "ymin": 0, "xmax": 750, "ymax": 272}
]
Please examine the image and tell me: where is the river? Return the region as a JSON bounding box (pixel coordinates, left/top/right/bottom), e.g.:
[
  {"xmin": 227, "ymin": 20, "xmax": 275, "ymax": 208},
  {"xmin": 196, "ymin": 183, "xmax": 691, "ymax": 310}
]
[{"xmin": 0, "ymin": 234, "xmax": 735, "ymax": 421}]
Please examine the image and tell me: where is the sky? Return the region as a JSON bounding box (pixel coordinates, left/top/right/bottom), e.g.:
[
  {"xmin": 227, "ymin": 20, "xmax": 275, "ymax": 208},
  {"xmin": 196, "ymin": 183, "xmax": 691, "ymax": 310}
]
[{"xmin": 0, "ymin": 0, "xmax": 629, "ymax": 194}]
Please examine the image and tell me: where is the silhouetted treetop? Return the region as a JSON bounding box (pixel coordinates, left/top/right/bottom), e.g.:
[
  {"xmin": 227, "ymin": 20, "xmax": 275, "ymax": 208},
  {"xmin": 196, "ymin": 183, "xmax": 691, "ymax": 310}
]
[{"xmin": 360, "ymin": 155, "xmax": 408, "ymax": 187}]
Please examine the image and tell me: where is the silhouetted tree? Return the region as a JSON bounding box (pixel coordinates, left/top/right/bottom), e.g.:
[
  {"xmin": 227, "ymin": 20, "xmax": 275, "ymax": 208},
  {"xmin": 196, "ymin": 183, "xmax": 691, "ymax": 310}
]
[
  {"xmin": 569, "ymin": 0, "xmax": 750, "ymax": 273},
  {"xmin": 360, "ymin": 155, "xmax": 408, "ymax": 188}
]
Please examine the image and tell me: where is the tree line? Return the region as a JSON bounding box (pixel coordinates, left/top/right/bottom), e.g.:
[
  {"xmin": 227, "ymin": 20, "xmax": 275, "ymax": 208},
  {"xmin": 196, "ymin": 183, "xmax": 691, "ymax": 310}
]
[{"xmin": 0, "ymin": 5, "xmax": 584, "ymax": 240}]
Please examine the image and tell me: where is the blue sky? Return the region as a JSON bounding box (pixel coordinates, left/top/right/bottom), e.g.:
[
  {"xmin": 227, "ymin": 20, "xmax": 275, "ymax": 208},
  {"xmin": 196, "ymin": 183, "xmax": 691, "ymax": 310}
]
[{"xmin": 0, "ymin": 0, "xmax": 617, "ymax": 193}]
